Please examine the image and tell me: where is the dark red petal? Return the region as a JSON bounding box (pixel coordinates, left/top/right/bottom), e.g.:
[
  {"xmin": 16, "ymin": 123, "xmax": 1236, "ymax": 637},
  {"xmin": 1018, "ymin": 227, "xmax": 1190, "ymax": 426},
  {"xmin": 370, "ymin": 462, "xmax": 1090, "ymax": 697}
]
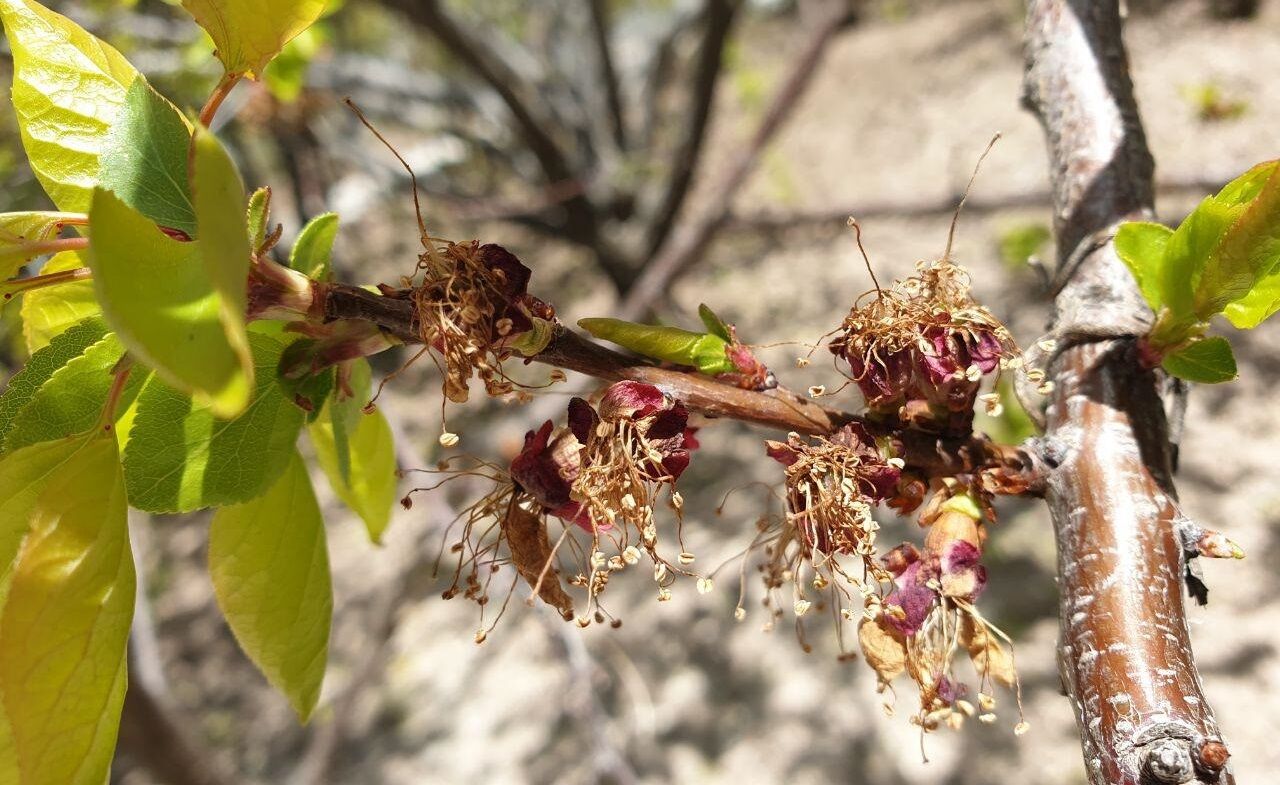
[
  {"xmin": 568, "ymin": 397, "xmax": 598, "ymax": 445},
  {"xmin": 681, "ymin": 427, "xmax": 701, "ymax": 450},
  {"xmin": 599, "ymin": 380, "xmax": 667, "ymax": 421},
  {"xmin": 510, "ymin": 421, "xmax": 573, "ymax": 508},
  {"xmin": 765, "ymin": 440, "xmax": 799, "ymax": 466},
  {"xmin": 476, "ymin": 243, "xmax": 531, "ymax": 298},
  {"xmin": 661, "ymin": 449, "xmax": 690, "ymax": 480},
  {"xmin": 645, "ymin": 401, "xmax": 688, "ymax": 440}
]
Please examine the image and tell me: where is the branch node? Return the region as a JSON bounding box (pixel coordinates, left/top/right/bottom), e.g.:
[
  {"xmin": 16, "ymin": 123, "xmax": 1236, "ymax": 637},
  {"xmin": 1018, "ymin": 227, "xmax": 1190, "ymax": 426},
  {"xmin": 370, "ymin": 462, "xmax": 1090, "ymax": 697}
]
[{"xmin": 1141, "ymin": 738, "xmax": 1195, "ymax": 784}]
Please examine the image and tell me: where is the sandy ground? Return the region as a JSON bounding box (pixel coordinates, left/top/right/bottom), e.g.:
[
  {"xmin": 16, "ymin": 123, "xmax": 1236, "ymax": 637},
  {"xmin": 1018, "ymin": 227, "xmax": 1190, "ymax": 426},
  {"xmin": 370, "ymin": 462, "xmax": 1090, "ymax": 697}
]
[{"xmin": 105, "ymin": 2, "xmax": 1280, "ymax": 784}]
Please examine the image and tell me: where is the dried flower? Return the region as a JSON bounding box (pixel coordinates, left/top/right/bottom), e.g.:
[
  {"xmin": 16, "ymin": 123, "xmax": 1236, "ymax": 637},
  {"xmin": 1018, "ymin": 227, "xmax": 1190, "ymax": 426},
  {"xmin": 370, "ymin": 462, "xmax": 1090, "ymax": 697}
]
[
  {"xmin": 827, "ymin": 260, "xmax": 1020, "ymax": 433},
  {"xmin": 407, "ymin": 241, "xmax": 557, "ymax": 404}
]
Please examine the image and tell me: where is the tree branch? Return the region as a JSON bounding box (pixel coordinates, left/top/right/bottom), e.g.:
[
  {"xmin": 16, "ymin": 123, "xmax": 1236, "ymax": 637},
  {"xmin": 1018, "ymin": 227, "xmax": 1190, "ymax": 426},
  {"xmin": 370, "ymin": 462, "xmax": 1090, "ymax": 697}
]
[
  {"xmin": 1022, "ymin": 1, "xmax": 1233, "ymax": 782},
  {"xmin": 588, "ymin": 0, "xmax": 629, "ymax": 151},
  {"xmin": 639, "ymin": 0, "xmax": 740, "ymax": 261},
  {"xmin": 618, "ymin": 0, "xmax": 849, "ymax": 321},
  {"xmin": 317, "ymin": 281, "xmax": 1027, "ymax": 483},
  {"xmin": 381, "ymin": 0, "xmax": 605, "ymax": 249}
]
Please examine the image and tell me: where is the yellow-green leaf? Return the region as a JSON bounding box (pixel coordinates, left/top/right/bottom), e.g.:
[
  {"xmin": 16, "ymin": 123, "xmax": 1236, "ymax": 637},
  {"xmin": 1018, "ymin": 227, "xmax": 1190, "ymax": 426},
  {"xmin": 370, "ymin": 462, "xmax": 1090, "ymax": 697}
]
[
  {"xmin": 121, "ymin": 331, "xmax": 304, "ymax": 513},
  {"xmin": 210, "ymin": 450, "xmax": 331, "ymax": 720},
  {"xmin": 190, "ymin": 124, "xmax": 252, "ymax": 379},
  {"xmin": 1114, "ymin": 221, "xmax": 1173, "ymax": 312},
  {"xmin": 289, "ymin": 212, "xmax": 337, "ymax": 280},
  {"xmin": 1161, "ymin": 336, "xmax": 1238, "ymax": 384},
  {"xmin": 20, "ymin": 250, "xmax": 100, "ymax": 353},
  {"xmin": 0, "ymin": 430, "xmax": 134, "ymax": 784},
  {"xmin": 0, "ymin": 211, "xmax": 79, "ymax": 280},
  {"xmin": 182, "ymin": 0, "xmax": 328, "ymax": 78},
  {"xmin": 87, "ymin": 187, "xmax": 252, "ymax": 417},
  {"xmin": 309, "ymin": 394, "xmax": 396, "ymax": 543},
  {"xmin": 0, "ymin": 0, "xmax": 140, "ymax": 211},
  {"xmin": 1196, "ymin": 163, "xmax": 1280, "ymax": 317}
]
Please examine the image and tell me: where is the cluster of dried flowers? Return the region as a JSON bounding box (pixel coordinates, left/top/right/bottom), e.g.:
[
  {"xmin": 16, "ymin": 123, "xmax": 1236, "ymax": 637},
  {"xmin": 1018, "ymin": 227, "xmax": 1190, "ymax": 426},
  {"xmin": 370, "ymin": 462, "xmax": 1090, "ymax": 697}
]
[
  {"xmin": 827, "ymin": 259, "xmax": 1028, "ymax": 435},
  {"xmin": 376, "ymin": 229, "xmax": 1032, "ymax": 740},
  {"xmin": 424, "ymin": 381, "xmax": 703, "ymax": 635},
  {"xmin": 747, "ymin": 257, "xmax": 1031, "ymax": 737},
  {"xmin": 390, "ymin": 240, "xmax": 558, "ymax": 404}
]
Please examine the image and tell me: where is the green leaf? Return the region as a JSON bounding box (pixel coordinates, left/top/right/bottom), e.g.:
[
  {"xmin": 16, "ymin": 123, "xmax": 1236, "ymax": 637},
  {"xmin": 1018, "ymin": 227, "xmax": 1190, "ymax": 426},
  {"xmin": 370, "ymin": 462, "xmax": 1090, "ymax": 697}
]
[
  {"xmin": 324, "ymin": 357, "xmax": 370, "ymax": 485},
  {"xmin": 246, "ymin": 186, "xmax": 271, "ymax": 249},
  {"xmin": 0, "ymin": 315, "xmax": 106, "ymax": 449},
  {"xmin": 697, "ymin": 303, "xmax": 732, "ymax": 342},
  {"xmin": 88, "ymin": 187, "xmax": 253, "ymax": 418},
  {"xmin": 210, "ymin": 450, "xmax": 331, "ymax": 721},
  {"xmin": 1214, "ymin": 160, "xmax": 1278, "ymax": 206},
  {"xmin": 289, "ymin": 212, "xmax": 338, "ymax": 280},
  {"xmin": 578, "ymin": 317, "xmax": 734, "ymax": 376},
  {"xmin": 181, "ymin": 0, "xmax": 329, "ymax": 77},
  {"xmin": 309, "ymin": 383, "xmax": 396, "ymax": 543},
  {"xmin": 122, "ymin": 331, "xmax": 305, "ymax": 513},
  {"xmin": 1161, "ymin": 336, "xmax": 1238, "ymax": 384},
  {"xmin": 1195, "ymin": 163, "xmax": 1280, "ymax": 318},
  {"xmin": 0, "ymin": 211, "xmax": 78, "ymax": 280},
  {"xmin": 3, "ymin": 332, "xmax": 144, "ymax": 451},
  {"xmin": 0, "ymin": 430, "xmax": 134, "ymax": 784},
  {"xmin": 20, "ymin": 249, "xmax": 100, "ymax": 353},
  {"xmin": 0, "ymin": 0, "xmax": 140, "ymax": 212},
  {"xmin": 99, "ymin": 79, "xmax": 195, "ymax": 237},
  {"xmin": 1161, "ymin": 196, "xmax": 1237, "ymax": 319},
  {"xmin": 1114, "ymin": 221, "xmax": 1173, "ymax": 311},
  {"xmin": 190, "ymin": 124, "xmax": 253, "ymax": 374}
]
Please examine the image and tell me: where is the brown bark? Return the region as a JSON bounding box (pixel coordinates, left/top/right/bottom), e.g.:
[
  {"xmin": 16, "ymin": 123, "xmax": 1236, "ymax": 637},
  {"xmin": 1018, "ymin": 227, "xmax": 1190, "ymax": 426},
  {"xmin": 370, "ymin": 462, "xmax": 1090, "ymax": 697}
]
[{"xmin": 1022, "ymin": 1, "xmax": 1232, "ymax": 782}]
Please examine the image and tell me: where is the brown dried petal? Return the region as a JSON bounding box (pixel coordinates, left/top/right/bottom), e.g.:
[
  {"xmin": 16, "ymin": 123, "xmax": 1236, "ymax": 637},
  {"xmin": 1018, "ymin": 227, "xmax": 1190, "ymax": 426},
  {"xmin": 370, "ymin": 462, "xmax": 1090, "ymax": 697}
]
[
  {"xmin": 503, "ymin": 505, "xmax": 574, "ymax": 619},
  {"xmin": 859, "ymin": 618, "xmax": 908, "ymax": 682},
  {"xmin": 961, "ymin": 615, "xmax": 1016, "ymax": 689}
]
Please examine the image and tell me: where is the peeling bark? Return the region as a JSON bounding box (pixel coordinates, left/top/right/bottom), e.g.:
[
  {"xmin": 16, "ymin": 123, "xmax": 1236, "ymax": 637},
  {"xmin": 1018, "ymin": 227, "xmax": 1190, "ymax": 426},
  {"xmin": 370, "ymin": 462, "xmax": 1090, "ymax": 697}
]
[{"xmin": 1023, "ymin": 1, "xmax": 1233, "ymax": 782}]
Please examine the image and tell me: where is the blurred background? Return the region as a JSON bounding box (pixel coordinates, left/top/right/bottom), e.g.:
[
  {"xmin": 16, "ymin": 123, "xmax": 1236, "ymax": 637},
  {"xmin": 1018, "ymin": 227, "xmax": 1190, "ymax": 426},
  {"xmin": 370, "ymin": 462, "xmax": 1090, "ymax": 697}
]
[{"xmin": 3, "ymin": 0, "xmax": 1279, "ymax": 782}]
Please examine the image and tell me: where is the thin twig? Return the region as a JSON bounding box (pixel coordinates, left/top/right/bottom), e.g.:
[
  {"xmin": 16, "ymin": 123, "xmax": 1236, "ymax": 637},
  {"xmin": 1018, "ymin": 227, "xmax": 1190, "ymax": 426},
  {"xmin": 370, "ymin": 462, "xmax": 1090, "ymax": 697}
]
[{"xmin": 619, "ymin": 1, "xmax": 849, "ymax": 320}]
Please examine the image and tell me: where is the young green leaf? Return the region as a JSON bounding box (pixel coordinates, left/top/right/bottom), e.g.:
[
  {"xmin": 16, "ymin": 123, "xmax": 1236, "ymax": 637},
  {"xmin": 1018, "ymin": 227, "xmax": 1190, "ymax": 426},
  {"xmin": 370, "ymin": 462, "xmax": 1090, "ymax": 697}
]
[
  {"xmin": 246, "ymin": 186, "xmax": 272, "ymax": 249},
  {"xmin": 578, "ymin": 317, "xmax": 735, "ymax": 376},
  {"xmin": 309, "ymin": 385, "xmax": 396, "ymax": 544},
  {"xmin": 1194, "ymin": 163, "xmax": 1280, "ymax": 318},
  {"xmin": 1114, "ymin": 221, "xmax": 1173, "ymax": 312},
  {"xmin": 181, "ymin": 0, "xmax": 329, "ymax": 78},
  {"xmin": 88, "ymin": 187, "xmax": 253, "ymax": 417},
  {"xmin": 3, "ymin": 332, "xmax": 145, "ymax": 451},
  {"xmin": 0, "ymin": 211, "xmax": 79, "ymax": 279},
  {"xmin": 290, "ymin": 212, "xmax": 338, "ymax": 280},
  {"xmin": 0, "ymin": 0, "xmax": 140, "ymax": 212},
  {"xmin": 1159, "ymin": 196, "xmax": 1236, "ymax": 321},
  {"xmin": 0, "ymin": 430, "xmax": 133, "ymax": 785},
  {"xmin": 0, "ymin": 315, "xmax": 106, "ymax": 448},
  {"xmin": 98, "ymin": 79, "xmax": 195, "ymax": 236},
  {"xmin": 122, "ymin": 331, "xmax": 305, "ymax": 513},
  {"xmin": 697, "ymin": 303, "xmax": 733, "ymax": 342},
  {"xmin": 190, "ymin": 124, "xmax": 253, "ymax": 376},
  {"xmin": 19, "ymin": 250, "xmax": 100, "ymax": 353},
  {"xmin": 210, "ymin": 450, "xmax": 331, "ymax": 721},
  {"xmin": 1161, "ymin": 336, "xmax": 1238, "ymax": 384}
]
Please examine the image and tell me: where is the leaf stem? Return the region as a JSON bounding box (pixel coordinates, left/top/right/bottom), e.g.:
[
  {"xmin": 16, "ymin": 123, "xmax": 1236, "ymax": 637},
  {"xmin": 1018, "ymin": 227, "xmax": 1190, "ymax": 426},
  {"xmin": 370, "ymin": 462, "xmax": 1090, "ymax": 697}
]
[
  {"xmin": 100, "ymin": 356, "xmax": 135, "ymax": 431},
  {"xmin": 0, "ymin": 266, "xmax": 91, "ymax": 303},
  {"xmin": 199, "ymin": 71, "xmax": 243, "ymax": 128}
]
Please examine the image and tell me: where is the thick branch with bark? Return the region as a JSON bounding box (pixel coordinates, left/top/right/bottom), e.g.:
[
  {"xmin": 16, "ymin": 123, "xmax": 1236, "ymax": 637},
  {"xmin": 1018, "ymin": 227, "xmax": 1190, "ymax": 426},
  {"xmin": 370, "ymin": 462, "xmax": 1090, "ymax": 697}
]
[{"xmin": 1022, "ymin": 2, "xmax": 1232, "ymax": 783}]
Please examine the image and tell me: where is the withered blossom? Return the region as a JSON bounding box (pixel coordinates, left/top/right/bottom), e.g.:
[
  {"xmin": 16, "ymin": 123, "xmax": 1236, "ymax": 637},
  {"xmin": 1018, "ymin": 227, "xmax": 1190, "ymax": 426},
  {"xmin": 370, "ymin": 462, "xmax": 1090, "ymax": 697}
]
[
  {"xmin": 828, "ymin": 260, "xmax": 1020, "ymax": 433},
  {"xmin": 398, "ymin": 241, "xmax": 557, "ymax": 403}
]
